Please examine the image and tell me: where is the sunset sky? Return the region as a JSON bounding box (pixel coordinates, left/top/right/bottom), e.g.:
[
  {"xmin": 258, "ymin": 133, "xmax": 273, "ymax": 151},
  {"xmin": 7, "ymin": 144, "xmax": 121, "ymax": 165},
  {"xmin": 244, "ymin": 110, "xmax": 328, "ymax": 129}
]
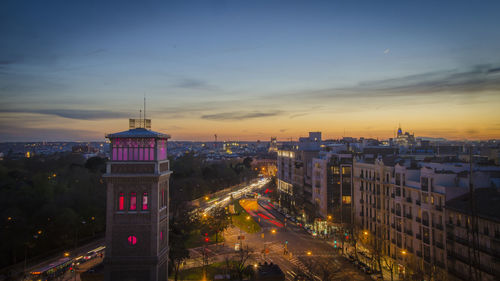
[{"xmin": 1, "ymin": 0, "xmax": 500, "ymax": 141}]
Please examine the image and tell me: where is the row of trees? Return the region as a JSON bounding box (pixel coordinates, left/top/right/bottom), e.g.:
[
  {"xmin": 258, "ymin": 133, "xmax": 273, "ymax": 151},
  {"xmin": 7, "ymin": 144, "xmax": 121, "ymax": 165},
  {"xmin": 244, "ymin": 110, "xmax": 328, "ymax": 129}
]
[
  {"xmin": 169, "ymin": 204, "xmax": 232, "ymax": 281},
  {"xmin": 0, "ymin": 153, "xmax": 107, "ymax": 270},
  {"xmin": 336, "ymin": 225, "xmax": 446, "ymax": 281},
  {"xmin": 169, "ymin": 153, "xmax": 258, "ymax": 203}
]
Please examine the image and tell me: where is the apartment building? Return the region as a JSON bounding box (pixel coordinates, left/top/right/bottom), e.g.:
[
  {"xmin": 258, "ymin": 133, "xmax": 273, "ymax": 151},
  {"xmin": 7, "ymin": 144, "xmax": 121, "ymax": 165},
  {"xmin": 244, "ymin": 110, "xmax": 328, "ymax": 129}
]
[
  {"xmin": 276, "ymin": 132, "xmax": 321, "ymax": 221},
  {"xmin": 353, "ymin": 157, "xmax": 500, "ymax": 279},
  {"xmin": 312, "ymin": 151, "xmax": 353, "ymax": 223},
  {"xmin": 445, "ymin": 188, "xmax": 500, "ymax": 281}
]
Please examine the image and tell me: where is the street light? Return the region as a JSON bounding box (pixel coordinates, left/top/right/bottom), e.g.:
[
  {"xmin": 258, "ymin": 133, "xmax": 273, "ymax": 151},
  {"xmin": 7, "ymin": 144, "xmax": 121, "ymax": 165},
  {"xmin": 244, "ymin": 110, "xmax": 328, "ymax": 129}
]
[
  {"xmin": 246, "ymin": 216, "xmax": 250, "ymax": 220},
  {"xmin": 307, "ymin": 251, "xmax": 312, "ymax": 256},
  {"xmin": 64, "ymin": 252, "xmax": 70, "ymax": 257},
  {"xmin": 401, "ymin": 250, "xmax": 407, "ymax": 255},
  {"xmin": 327, "ymin": 215, "xmax": 332, "ymax": 220},
  {"xmin": 363, "ymin": 231, "xmax": 368, "ymax": 236},
  {"xmin": 271, "ymin": 229, "xmax": 276, "ymax": 234}
]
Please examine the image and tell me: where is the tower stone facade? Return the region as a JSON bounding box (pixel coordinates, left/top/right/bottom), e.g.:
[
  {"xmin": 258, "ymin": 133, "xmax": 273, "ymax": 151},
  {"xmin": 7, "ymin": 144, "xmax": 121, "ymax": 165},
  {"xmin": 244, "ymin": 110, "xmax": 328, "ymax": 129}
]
[{"xmin": 103, "ymin": 126, "xmax": 170, "ymax": 281}]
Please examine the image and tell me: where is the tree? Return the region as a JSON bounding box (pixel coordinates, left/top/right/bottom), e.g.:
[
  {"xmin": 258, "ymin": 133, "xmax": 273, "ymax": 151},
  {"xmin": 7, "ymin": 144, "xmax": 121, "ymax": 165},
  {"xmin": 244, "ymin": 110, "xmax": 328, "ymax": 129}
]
[
  {"xmin": 208, "ymin": 206, "xmax": 231, "ymax": 244},
  {"xmin": 169, "ymin": 204, "xmax": 196, "ymax": 281},
  {"xmin": 234, "ymin": 245, "xmax": 254, "ymax": 281},
  {"xmin": 169, "ymin": 232, "xmax": 189, "ymax": 281},
  {"xmin": 243, "ymin": 157, "xmax": 253, "ymax": 169}
]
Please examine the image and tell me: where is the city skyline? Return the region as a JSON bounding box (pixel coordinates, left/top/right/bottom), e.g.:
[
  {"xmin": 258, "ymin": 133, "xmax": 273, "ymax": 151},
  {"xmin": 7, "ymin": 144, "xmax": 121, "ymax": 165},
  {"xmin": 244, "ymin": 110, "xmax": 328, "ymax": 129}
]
[{"xmin": 1, "ymin": 0, "xmax": 500, "ymax": 141}]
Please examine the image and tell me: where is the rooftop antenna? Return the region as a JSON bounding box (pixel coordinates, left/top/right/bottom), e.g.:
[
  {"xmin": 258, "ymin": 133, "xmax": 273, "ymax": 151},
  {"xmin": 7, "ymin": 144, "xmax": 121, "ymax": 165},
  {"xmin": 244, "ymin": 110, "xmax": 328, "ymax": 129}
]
[{"xmin": 143, "ymin": 94, "xmax": 146, "ymax": 121}]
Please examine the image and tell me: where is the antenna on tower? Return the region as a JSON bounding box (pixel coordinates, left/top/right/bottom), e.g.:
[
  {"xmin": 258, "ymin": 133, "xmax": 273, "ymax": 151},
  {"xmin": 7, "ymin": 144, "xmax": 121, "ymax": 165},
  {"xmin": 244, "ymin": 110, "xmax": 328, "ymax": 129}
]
[{"xmin": 144, "ymin": 94, "xmax": 146, "ymax": 120}]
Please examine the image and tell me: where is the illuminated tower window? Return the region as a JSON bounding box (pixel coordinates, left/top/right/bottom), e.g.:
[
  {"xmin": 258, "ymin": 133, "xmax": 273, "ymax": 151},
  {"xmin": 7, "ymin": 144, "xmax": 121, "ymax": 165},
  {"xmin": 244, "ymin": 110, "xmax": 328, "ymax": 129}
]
[
  {"xmin": 118, "ymin": 192, "xmax": 125, "ymax": 211},
  {"xmin": 130, "ymin": 192, "xmax": 137, "ymax": 210},
  {"xmin": 128, "ymin": 235, "xmax": 137, "ymax": 245},
  {"xmin": 142, "ymin": 192, "xmax": 149, "ymax": 210}
]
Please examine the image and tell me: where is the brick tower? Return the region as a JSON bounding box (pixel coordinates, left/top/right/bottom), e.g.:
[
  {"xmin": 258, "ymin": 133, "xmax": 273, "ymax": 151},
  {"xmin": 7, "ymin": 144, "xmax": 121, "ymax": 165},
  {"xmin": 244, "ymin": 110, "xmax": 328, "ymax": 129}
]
[{"xmin": 103, "ymin": 120, "xmax": 170, "ymax": 281}]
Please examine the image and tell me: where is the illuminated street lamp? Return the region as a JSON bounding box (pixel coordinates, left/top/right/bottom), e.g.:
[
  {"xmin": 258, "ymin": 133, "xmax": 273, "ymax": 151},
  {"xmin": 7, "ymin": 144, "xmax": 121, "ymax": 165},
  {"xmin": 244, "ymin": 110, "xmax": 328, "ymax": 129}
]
[
  {"xmin": 307, "ymin": 251, "xmax": 312, "ymax": 256},
  {"xmin": 246, "ymin": 216, "xmax": 250, "ymax": 220},
  {"xmin": 64, "ymin": 252, "xmax": 70, "ymax": 257},
  {"xmin": 401, "ymin": 250, "xmax": 407, "ymax": 255},
  {"xmin": 363, "ymin": 231, "xmax": 368, "ymax": 236},
  {"xmin": 327, "ymin": 215, "xmax": 332, "ymax": 220},
  {"xmin": 271, "ymin": 229, "xmax": 276, "ymax": 234},
  {"xmin": 205, "ymin": 196, "xmax": 209, "ymax": 201}
]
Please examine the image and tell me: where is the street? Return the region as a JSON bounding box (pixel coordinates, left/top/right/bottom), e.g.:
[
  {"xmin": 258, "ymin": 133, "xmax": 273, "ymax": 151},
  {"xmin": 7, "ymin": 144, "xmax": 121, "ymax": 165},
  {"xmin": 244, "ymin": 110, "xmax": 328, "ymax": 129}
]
[{"xmin": 223, "ymin": 197, "xmax": 373, "ymax": 281}]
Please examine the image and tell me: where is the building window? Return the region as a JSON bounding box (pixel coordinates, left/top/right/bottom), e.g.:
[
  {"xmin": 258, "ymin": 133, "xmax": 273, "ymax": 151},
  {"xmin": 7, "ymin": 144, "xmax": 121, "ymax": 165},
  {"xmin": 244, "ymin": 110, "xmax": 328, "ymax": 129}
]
[
  {"xmin": 142, "ymin": 192, "xmax": 149, "ymax": 210},
  {"xmin": 130, "ymin": 192, "xmax": 137, "ymax": 210},
  {"xmin": 128, "ymin": 235, "xmax": 137, "ymax": 245},
  {"xmin": 160, "ymin": 231, "xmax": 163, "ymax": 241},
  {"xmin": 111, "ymin": 138, "xmax": 156, "ymax": 161},
  {"xmin": 161, "ymin": 189, "xmax": 165, "ymax": 208},
  {"xmin": 342, "ymin": 196, "xmax": 351, "ymax": 204},
  {"xmin": 118, "ymin": 192, "xmax": 125, "ymax": 211}
]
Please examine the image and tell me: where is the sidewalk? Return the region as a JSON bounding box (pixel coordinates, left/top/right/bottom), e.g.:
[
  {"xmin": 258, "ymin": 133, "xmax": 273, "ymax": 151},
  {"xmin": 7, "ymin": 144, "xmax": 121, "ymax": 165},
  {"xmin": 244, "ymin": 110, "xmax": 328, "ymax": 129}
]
[{"xmin": 327, "ymin": 241, "xmax": 400, "ymax": 281}]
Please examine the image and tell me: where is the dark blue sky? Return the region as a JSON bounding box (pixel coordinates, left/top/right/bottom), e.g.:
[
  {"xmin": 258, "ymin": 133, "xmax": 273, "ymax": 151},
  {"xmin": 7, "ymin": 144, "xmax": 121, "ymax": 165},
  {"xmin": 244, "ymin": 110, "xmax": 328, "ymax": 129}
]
[{"xmin": 1, "ymin": 0, "xmax": 500, "ymax": 141}]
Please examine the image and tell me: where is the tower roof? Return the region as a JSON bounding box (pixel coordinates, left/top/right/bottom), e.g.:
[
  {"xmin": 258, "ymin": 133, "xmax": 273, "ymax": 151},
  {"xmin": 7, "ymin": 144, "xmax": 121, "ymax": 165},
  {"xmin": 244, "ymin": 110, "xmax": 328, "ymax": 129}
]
[{"xmin": 106, "ymin": 128, "xmax": 170, "ymax": 139}]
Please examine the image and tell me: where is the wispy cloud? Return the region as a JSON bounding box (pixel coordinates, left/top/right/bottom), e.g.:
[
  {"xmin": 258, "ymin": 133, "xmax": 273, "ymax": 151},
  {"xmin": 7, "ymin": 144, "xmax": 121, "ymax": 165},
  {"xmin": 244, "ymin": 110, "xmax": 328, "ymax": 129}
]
[
  {"xmin": 306, "ymin": 64, "xmax": 500, "ymax": 100},
  {"xmin": 173, "ymin": 78, "xmax": 216, "ymax": 90},
  {"xmin": 201, "ymin": 110, "xmax": 283, "ymax": 121},
  {"xmin": 0, "ymin": 124, "xmax": 101, "ymax": 142},
  {"xmin": 0, "ymin": 108, "xmax": 129, "ymax": 120}
]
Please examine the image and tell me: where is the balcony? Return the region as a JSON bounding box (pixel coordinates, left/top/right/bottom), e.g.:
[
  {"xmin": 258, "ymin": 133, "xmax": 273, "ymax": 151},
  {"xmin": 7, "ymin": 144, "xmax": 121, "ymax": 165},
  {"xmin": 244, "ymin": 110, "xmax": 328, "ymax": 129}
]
[
  {"xmin": 396, "ymin": 225, "xmax": 402, "ymax": 232},
  {"xmin": 435, "ymin": 260, "xmax": 446, "ymax": 269},
  {"xmin": 416, "ymin": 217, "xmax": 421, "ymax": 223},
  {"xmin": 435, "ymin": 223, "xmax": 443, "ymax": 230},
  {"xmin": 422, "ymin": 220, "xmax": 429, "ymax": 226},
  {"xmin": 435, "ymin": 205, "xmax": 443, "ymax": 211},
  {"xmin": 405, "ymin": 229, "xmax": 413, "ymax": 236},
  {"xmin": 435, "ymin": 241, "xmax": 444, "ymax": 249},
  {"xmin": 416, "ymin": 250, "xmax": 422, "ymax": 257},
  {"xmin": 406, "ymin": 197, "xmax": 412, "ymax": 203},
  {"xmin": 391, "ymin": 208, "xmax": 395, "ymax": 214},
  {"xmin": 423, "ymin": 237, "xmax": 430, "ymax": 244},
  {"xmin": 391, "ymin": 193, "xmax": 395, "ymax": 198},
  {"xmin": 416, "ymin": 233, "xmax": 422, "ymax": 240},
  {"xmin": 416, "ymin": 200, "xmax": 421, "ymax": 206},
  {"xmin": 391, "ymin": 238, "xmax": 396, "ymax": 244},
  {"xmin": 396, "ymin": 210, "xmax": 401, "ymax": 216},
  {"xmin": 424, "ymin": 255, "xmax": 431, "ymax": 263},
  {"xmin": 405, "ymin": 213, "xmax": 412, "ymax": 219},
  {"xmin": 359, "ymin": 199, "xmax": 364, "ymax": 204},
  {"xmin": 391, "ymin": 223, "xmax": 395, "ymax": 229}
]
